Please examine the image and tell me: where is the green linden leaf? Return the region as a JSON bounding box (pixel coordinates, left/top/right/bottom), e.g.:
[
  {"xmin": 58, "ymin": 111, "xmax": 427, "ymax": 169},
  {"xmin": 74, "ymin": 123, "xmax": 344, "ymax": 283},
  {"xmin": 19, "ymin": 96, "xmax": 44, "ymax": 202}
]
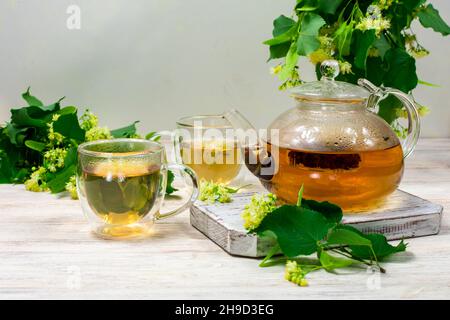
[
  {"xmin": 268, "ymin": 42, "xmax": 292, "ymax": 60},
  {"xmin": 272, "ymin": 15, "xmax": 296, "ymax": 37},
  {"xmin": 372, "ymin": 34, "xmax": 391, "ymax": 60},
  {"xmin": 264, "ymin": 15, "xmax": 297, "ymax": 49},
  {"xmin": 279, "ymin": 43, "xmax": 299, "ymax": 81},
  {"xmin": 24, "ymin": 140, "xmax": 47, "ymax": 152},
  {"xmin": 319, "ymin": 250, "xmax": 353, "ymax": 271},
  {"xmin": 353, "ymin": 29, "xmax": 376, "ymax": 70},
  {"xmin": 10, "ymin": 107, "xmax": 48, "ymax": 128},
  {"xmin": 378, "ymin": 95, "xmax": 403, "ymax": 125},
  {"xmin": 254, "ymin": 205, "xmax": 331, "ymax": 257},
  {"xmin": 350, "ymin": 234, "xmax": 407, "ymax": 261},
  {"xmin": 403, "ymin": 0, "xmax": 426, "ymax": 11},
  {"xmin": 333, "ymin": 225, "xmax": 407, "ymax": 261},
  {"xmin": 45, "ymin": 146, "xmax": 78, "ymax": 194},
  {"xmin": 327, "ymin": 227, "xmax": 372, "ymax": 247},
  {"xmin": 4, "ymin": 124, "xmax": 28, "ymax": 145},
  {"xmin": 46, "ymin": 164, "xmax": 76, "ymax": 194},
  {"xmin": 317, "ymin": 0, "xmax": 344, "ymax": 15},
  {"xmin": 21, "ymin": 88, "xmax": 63, "ymax": 112},
  {"xmin": 0, "ymin": 150, "xmax": 13, "ymax": 183},
  {"xmin": 22, "ymin": 87, "xmax": 43, "ymax": 107},
  {"xmin": 383, "ymin": 48, "xmax": 418, "ymax": 93},
  {"xmin": 111, "ymin": 121, "xmax": 139, "ymax": 138},
  {"xmin": 334, "ymin": 21, "xmax": 354, "ymax": 57},
  {"xmin": 301, "ymin": 199, "xmax": 343, "ymax": 224},
  {"xmin": 366, "ymin": 57, "xmax": 385, "ymax": 86},
  {"xmin": 418, "ymin": 4, "xmax": 450, "ymax": 36},
  {"xmin": 64, "ymin": 146, "xmax": 78, "ymax": 167},
  {"xmin": 296, "ymin": 13, "xmax": 326, "ymax": 56},
  {"xmin": 165, "ymin": 170, "xmax": 178, "ymax": 195},
  {"xmin": 53, "ymin": 113, "xmax": 86, "ymax": 142}
]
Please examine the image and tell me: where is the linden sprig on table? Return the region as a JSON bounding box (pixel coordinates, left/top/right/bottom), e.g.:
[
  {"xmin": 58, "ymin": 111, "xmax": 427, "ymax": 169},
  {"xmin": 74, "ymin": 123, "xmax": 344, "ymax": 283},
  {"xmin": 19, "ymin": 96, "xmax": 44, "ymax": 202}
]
[
  {"xmin": 242, "ymin": 186, "xmax": 407, "ymax": 287},
  {"xmin": 0, "ymin": 88, "xmax": 177, "ymax": 199}
]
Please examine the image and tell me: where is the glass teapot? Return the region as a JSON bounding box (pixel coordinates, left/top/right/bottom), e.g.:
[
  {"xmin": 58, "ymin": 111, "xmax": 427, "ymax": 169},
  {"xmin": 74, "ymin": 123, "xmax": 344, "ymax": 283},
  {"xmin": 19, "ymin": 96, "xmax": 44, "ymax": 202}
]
[{"xmin": 226, "ymin": 60, "xmax": 420, "ymax": 211}]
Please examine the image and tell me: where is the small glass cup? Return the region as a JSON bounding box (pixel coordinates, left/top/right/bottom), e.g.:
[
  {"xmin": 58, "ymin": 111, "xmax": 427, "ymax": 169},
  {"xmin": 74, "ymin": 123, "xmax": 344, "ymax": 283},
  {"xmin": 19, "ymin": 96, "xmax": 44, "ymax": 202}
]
[
  {"xmin": 175, "ymin": 115, "xmax": 242, "ymax": 185},
  {"xmin": 77, "ymin": 139, "xmax": 198, "ymax": 240}
]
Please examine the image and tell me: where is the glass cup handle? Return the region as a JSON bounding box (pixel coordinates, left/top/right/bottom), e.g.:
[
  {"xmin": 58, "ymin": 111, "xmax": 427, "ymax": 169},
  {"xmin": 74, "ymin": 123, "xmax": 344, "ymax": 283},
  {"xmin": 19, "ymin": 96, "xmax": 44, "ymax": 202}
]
[
  {"xmin": 157, "ymin": 164, "xmax": 199, "ymax": 220},
  {"xmin": 172, "ymin": 130, "xmax": 183, "ymax": 165},
  {"xmin": 358, "ymin": 79, "xmax": 421, "ymax": 159}
]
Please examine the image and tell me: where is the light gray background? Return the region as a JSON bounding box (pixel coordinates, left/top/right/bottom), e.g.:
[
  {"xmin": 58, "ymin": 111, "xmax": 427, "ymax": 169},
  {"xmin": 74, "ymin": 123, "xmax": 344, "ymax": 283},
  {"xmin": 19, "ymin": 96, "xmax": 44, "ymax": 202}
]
[{"xmin": 0, "ymin": 0, "xmax": 449, "ymax": 137}]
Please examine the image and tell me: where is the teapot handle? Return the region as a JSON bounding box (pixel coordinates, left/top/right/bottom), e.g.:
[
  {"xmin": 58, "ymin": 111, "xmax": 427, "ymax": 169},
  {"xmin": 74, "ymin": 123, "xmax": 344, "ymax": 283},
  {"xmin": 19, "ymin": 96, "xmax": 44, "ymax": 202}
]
[{"xmin": 358, "ymin": 79, "xmax": 420, "ymax": 159}]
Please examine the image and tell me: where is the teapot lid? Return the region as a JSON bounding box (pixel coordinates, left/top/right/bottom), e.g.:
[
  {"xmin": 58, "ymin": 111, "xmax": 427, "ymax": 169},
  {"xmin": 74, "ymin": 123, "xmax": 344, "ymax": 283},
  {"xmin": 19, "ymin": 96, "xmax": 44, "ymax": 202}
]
[{"xmin": 290, "ymin": 60, "xmax": 370, "ymax": 104}]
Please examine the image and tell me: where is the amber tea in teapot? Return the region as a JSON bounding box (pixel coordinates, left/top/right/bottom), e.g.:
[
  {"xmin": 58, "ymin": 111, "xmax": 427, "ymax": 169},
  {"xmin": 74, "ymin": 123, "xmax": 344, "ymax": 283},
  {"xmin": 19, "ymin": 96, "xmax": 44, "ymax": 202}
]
[{"xmin": 246, "ymin": 142, "xmax": 404, "ymax": 210}]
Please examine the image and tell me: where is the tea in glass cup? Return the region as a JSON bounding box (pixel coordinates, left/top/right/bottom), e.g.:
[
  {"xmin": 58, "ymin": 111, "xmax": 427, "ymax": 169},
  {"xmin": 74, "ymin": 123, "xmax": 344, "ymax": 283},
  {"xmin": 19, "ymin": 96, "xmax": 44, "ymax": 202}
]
[
  {"xmin": 77, "ymin": 139, "xmax": 198, "ymax": 239},
  {"xmin": 175, "ymin": 115, "xmax": 242, "ymax": 184}
]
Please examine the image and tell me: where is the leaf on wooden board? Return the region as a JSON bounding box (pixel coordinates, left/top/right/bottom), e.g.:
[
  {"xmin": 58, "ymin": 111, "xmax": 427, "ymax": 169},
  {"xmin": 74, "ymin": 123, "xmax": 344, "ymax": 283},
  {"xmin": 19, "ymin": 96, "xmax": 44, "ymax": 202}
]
[
  {"xmin": 319, "ymin": 250, "xmax": 353, "ymax": 271},
  {"xmin": 302, "ymin": 199, "xmax": 343, "ymax": 224},
  {"xmin": 255, "ymin": 205, "xmax": 331, "ymax": 257}
]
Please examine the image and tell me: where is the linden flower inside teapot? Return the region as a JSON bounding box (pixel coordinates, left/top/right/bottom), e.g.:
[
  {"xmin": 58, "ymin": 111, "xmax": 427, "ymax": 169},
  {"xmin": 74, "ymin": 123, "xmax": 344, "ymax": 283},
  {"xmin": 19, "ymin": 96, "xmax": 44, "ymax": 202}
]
[{"xmin": 226, "ymin": 60, "xmax": 420, "ymax": 211}]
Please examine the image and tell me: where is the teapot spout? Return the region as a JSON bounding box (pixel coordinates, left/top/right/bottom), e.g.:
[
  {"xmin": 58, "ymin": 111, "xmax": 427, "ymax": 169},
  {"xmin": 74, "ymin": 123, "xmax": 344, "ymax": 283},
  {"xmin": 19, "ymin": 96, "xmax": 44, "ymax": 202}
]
[
  {"xmin": 223, "ymin": 109, "xmax": 255, "ymax": 136},
  {"xmin": 223, "ymin": 109, "xmax": 275, "ymax": 181}
]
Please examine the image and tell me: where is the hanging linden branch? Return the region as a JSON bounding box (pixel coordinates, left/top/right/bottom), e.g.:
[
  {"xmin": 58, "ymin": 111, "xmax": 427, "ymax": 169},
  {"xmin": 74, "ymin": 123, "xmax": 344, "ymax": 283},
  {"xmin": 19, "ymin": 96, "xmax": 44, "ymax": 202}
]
[{"xmin": 264, "ymin": 0, "xmax": 449, "ymax": 135}]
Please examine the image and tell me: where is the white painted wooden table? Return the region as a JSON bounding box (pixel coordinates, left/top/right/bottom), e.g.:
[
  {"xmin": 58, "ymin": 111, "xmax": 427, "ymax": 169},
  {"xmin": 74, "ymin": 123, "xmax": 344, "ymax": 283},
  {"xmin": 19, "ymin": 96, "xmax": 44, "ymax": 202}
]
[{"xmin": 0, "ymin": 139, "xmax": 449, "ymax": 300}]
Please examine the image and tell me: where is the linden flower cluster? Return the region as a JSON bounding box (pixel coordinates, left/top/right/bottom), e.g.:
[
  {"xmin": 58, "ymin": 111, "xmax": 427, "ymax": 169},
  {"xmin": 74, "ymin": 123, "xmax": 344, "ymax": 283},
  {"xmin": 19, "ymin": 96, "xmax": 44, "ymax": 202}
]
[
  {"xmin": 272, "ymin": 65, "xmax": 302, "ymax": 91},
  {"xmin": 24, "ymin": 110, "xmax": 117, "ymax": 199},
  {"xmin": 47, "ymin": 114, "xmax": 64, "ymax": 146},
  {"xmin": 241, "ymin": 193, "xmax": 277, "ymax": 231},
  {"xmin": 199, "ymin": 180, "xmax": 234, "ymax": 204},
  {"xmin": 44, "ymin": 148, "xmax": 67, "ymax": 173},
  {"xmin": 65, "ymin": 176, "xmax": 78, "ymax": 200},
  {"xmin": 356, "ymin": 5, "xmax": 391, "ymax": 36},
  {"xmin": 24, "ymin": 167, "xmax": 48, "ymax": 192},
  {"xmin": 285, "ymin": 260, "xmax": 308, "ymax": 287},
  {"xmin": 81, "ymin": 110, "xmax": 113, "ymax": 141},
  {"xmin": 308, "ymin": 36, "xmax": 333, "ymax": 65},
  {"xmin": 405, "ymin": 34, "xmax": 430, "ymax": 59}
]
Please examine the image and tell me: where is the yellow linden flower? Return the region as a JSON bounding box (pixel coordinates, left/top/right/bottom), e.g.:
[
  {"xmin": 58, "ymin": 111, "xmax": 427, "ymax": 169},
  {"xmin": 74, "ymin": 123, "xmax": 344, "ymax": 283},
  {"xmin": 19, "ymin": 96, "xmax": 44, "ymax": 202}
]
[
  {"xmin": 378, "ymin": 0, "xmax": 394, "ymax": 10},
  {"xmin": 339, "ymin": 61, "xmax": 353, "ymax": 74},
  {"xmin": 368, "ymin": 48, "xmax": 380, "ymax": 57},
  {"xmin": 85, "ymin": 126, "xmax": 112, "ymax": 141},
  {"xmin": 418, "ymin": 105, "xmax": 430, "ymax": 117},
  {"xmin": 284, "ymin": 260, "xmax": 309, "ymax": 287},
  {"xmin": 410, "ymin": 47, "xmax": 430, "ymax": 59},
  {"xmin": 24, "ymin": 167, "xmax": 48, "ymax": 192},
  {"xmin": 308, "ymin": 49, "xmax": 332, "ymax": 65},
  {"xmin": 65, "ymin": 175, "xmax": 78, "ymax": 200},
  {"xmin": 270, "ymin": 65, "xmax": 283, "ymax": 75},
  {"xmin": 241, "ymin": 193, "xmax": 277, "ymax": 231}
]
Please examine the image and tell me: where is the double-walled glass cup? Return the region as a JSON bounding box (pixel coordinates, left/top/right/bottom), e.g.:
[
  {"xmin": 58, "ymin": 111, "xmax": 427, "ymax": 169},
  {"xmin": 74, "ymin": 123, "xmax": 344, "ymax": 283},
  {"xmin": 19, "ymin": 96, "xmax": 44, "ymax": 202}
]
[
  {"xmin": 77, "ymin": 139, "xmax": 198, "ymax": 239},
  {"xmin": 175, "ymin": 115, "xmax": 242, "ymax": 184}
]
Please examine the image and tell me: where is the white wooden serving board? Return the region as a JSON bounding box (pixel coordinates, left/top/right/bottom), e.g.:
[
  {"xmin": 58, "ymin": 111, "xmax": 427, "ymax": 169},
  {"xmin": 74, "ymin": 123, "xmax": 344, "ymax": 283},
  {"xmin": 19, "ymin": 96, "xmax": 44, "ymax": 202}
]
[{"xmin": 190, "ymin": 190, "xmax": 443, "ymax": 258}]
